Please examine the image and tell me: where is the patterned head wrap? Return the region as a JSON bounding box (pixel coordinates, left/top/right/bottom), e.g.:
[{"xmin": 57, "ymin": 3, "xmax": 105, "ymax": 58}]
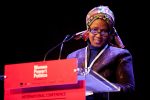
[
  {"xmin": 84, "ymin": 5, "xmax": 125, "ymax": 48},
  {"xmin": 86, "ymin": 5, "xmax": 115, "ymax": 30}
]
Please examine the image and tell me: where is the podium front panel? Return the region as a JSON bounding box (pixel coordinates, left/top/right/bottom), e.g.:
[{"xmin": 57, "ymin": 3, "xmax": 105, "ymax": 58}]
[
  {"xmin": 4, "ymin": 58, "xmax": 85, "ymax": 100},
  {"xmin": 4, "ymin": 58, "xmax": 78, "ymax": 89}
]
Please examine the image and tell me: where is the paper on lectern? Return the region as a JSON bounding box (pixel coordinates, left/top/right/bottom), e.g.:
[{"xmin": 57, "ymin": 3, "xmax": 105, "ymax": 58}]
[{"xmin": 78, "ymin": 70, "xmax": 120, "ymax": 92}]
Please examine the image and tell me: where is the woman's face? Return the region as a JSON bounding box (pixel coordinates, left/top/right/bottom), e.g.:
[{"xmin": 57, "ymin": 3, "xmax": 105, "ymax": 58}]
[{"xmin": 88, "ymin": 19, "xmax": 110, "ymax": 47}]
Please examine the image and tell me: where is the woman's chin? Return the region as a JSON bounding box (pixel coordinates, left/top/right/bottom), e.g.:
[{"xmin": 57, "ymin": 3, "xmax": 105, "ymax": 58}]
[{"xmin": 93, "ymin": 43, "xmax": 102, "ymax": 47}]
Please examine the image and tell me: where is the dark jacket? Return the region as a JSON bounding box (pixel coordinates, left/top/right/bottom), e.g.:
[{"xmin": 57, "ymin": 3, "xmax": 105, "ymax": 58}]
[{"xmin": 67, "ymin": 45, "xmax": 135, "ymax": 100}]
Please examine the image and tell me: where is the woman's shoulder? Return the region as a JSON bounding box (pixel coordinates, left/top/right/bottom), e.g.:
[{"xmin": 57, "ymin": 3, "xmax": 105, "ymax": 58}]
[
  {"xmin": 67, "ymin": 47, "xmax": 86, "ymax": 58},
  {"xmin": 109, "ymin": 46, "xmax": 131, "ymax": 55}
]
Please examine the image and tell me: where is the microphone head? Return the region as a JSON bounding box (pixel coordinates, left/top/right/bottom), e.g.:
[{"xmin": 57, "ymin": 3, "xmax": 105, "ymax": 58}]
[{"xmin": 74, "ymin": 30, "xmax": 89, "ymax": 41}]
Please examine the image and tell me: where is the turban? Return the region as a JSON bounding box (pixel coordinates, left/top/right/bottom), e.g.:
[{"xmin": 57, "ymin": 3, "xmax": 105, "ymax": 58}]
[{"xmin": 86, "ymin": 5, "xmax": 115, "ymax": 30}]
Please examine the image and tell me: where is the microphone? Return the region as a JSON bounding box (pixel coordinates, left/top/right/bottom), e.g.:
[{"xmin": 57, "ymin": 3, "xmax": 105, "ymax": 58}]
[
  {"xmin": 43, "ymin": 31, "xmax": 88, "ymax": 61},
  {"xmin": 58, "ymin": 35, "xmax": 70, "ymax": 59},
  {"xmin": 74, "ymin": 30, "xmax": 87, "ymax": 40},
  {"xmin": 43, "ymin": 35, "xmax": 70, "ymax": 61},
  {"xmin": 66, "ymin": 30, "xmax": 88, "ymax": 42}
]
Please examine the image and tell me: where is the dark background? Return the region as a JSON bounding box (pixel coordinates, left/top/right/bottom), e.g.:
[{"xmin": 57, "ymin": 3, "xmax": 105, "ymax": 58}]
[{"xmin": 0, "ymin": 0, "xmax": 148, "ymax": 99}]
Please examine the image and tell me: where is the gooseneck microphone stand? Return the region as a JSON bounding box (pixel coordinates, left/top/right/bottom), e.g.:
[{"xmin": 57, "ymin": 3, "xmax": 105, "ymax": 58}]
[{"xmin": 43, "ymin": 34, "xmax": 72, "ymax": 61}]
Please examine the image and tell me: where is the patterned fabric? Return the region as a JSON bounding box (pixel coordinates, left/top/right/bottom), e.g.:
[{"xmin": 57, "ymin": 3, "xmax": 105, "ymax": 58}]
[{"xmin": 86, "ymin": 5, "xmax": 114, "ymax": 29}]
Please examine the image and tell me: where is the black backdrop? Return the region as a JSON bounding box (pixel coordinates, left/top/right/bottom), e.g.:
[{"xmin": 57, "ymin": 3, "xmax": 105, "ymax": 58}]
[{"xmin": 0, "ymin": 0, "xmax": 148, "ymax": 99}]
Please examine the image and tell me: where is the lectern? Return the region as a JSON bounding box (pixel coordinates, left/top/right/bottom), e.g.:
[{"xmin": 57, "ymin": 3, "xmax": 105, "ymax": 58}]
[
  {"xmin": 4, "ymin": 58, "xmax": 120, "ymax": 100},
  {"xmin": 4, "ymin": 58, "xmax": 85, "ymax": 100}
]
